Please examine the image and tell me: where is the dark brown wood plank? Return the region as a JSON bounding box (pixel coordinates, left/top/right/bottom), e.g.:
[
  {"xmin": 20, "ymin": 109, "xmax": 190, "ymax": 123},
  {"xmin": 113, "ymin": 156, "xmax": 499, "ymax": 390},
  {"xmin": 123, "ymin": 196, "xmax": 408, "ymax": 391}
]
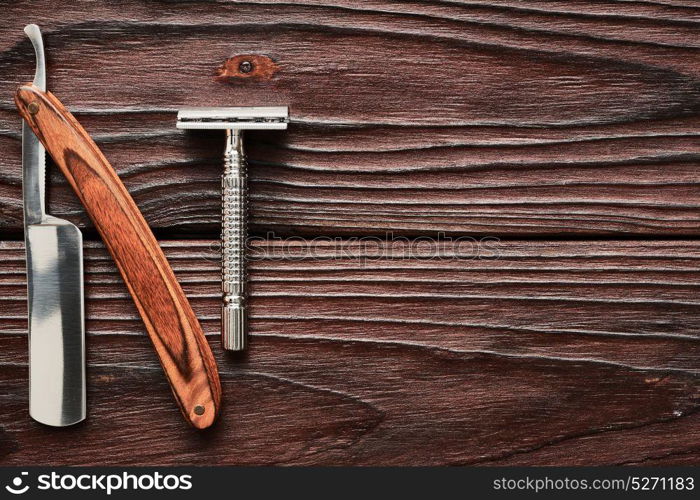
[
  {"xmin": 0, "ymin": 0, "xmax": 698, "ymax": 468},
  {"xmin": 0, "ymin": 239, "xmax": 698, "ymax": 465},
  {"xmin": 0, "ymin": 1, "xmax": 698, "ymax": 236}
]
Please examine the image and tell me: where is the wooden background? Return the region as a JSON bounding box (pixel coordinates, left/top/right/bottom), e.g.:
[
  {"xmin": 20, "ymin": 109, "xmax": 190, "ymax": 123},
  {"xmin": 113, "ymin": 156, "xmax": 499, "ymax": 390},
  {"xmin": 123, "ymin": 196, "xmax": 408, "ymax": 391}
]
[{"xmin": 0, "ymin": 0, "xmax": 698, "ymax": 465}]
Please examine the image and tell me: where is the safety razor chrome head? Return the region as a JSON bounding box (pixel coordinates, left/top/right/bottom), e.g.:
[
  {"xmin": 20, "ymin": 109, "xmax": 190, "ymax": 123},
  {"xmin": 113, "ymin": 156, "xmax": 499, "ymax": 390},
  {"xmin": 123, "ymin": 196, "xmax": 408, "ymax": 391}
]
[
  {"xmin": 176, "ymin": 106, "xmax": 288, "ymax": 351},
  {"xmin": 176, "ymin": 107, "xmax": 288, "ymax": 130}
]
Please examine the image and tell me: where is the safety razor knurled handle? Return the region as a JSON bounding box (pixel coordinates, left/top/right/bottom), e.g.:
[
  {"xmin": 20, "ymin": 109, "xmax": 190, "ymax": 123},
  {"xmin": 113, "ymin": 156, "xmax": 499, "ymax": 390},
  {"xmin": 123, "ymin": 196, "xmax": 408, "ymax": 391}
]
[{"xmin": 222, "ymin": 129, "xmax": 248, "ymax": 351}]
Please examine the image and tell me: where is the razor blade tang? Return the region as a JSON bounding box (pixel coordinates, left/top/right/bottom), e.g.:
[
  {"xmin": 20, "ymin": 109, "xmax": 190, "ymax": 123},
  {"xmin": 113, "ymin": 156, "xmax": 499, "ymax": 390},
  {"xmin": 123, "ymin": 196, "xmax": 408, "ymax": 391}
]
[{"xmin": 221, "ymin": 129, "xmax": 247, "ymax": 351}]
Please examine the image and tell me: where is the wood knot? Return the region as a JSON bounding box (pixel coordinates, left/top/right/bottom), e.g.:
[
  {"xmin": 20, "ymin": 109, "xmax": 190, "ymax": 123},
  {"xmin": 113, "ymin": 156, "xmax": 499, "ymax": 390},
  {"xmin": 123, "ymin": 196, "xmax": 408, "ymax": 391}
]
[{"xmin": 216, "ymin": 55, "xmax": 279, "ymax": 81}]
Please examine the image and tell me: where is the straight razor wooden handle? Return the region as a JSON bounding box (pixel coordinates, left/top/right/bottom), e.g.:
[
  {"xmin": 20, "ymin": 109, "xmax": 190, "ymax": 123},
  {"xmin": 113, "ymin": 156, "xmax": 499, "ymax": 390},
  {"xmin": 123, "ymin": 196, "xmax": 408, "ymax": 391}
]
[{"xmin": 15, "ymin": 84, "xmax": 222, "ymax": 429}]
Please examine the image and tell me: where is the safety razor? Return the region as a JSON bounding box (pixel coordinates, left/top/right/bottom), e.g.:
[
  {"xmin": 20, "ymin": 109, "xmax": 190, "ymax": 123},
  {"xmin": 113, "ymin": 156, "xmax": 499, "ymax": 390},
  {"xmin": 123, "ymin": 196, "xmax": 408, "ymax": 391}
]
[{"xmin": 176, "ymin": 107, "xmax": 289, "ymax": 351}]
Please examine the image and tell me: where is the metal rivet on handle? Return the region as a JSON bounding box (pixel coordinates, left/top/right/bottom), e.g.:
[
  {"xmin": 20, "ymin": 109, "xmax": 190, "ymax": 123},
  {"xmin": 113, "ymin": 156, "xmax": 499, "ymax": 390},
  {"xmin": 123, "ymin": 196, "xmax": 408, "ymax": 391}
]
[
  {"xmin": 28, "ymin": 101, "xmax": 40, "ymax": 114},
  {"xmin": 194, "ymin": 405, "xmax": 205, "ymax": 416}
]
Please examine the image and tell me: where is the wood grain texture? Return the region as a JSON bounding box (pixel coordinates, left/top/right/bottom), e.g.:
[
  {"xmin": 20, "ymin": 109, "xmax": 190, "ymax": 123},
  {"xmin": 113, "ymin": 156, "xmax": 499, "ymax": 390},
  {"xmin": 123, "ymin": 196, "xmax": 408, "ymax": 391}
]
[
  {"xmin": 0, "ymin": 239, "xmax": 698, "ymax": 465},
  {"xmin": 0, "ymin": 0, "xmax": 698, "ymax": 236},
  {"xmin": 15, "ymin": 85, "xmax": 221, "ymax": 429},
  {"xmin": 216, "ymin": 54, "xmax": 280, "ymax": 81},
  {"xmin": 0, "ymin": 0, "xmax": 698, "ymax": 467}
]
